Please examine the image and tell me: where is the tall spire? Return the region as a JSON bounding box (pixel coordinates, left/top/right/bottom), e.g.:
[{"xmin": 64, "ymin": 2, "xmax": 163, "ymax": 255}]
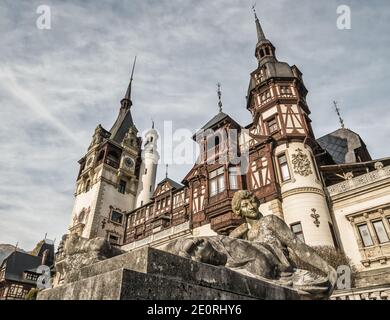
[
  {"xmin": 122, "ymin": 56, "xmax": 137, "ymax": 108},
  {"xmin": 217, "ymin": 82, "xmax": 223, "ymax": 113},
  {"xmin": 333, "ymin": 101, "xmax": 345, "ymax": 129},
  {"xmin": 252, "ymin": 4, "xmax": 266, "ymax": 42}
]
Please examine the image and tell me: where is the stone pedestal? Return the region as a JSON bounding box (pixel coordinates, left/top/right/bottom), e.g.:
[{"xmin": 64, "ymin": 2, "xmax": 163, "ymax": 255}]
[{"xmin": 37, "ymin": 247, "xmax": 301, "ymax": 300}]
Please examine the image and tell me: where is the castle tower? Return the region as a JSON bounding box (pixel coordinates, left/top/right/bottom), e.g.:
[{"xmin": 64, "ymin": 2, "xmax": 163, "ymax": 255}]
[
  {"xmin": 135, "ymin": 122, "xmax": 160, "ymax": 207},
  {"xmin": 245, "ymin": 10, "xmax": 337, "ymax": 247},
  {"xmin": 68, "ymin": 58, "xmax": 141, "ymax": 245}
]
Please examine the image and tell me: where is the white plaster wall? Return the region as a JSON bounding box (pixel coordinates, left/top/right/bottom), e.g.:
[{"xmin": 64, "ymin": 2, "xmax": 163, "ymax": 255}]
[
  {"xmin": 332, "ymin": 184, "xmax": 390, "ymax": 267},
  {"xmin": 70, "ymin": 182, "xmax": 100, "ymax": 238},
  {"xmin": 282, "ymin": 192, "xmax": 335, "ymax": 246},
  {"xmin": 259, "ymin": 202, "xmax": 273, "ymax": 217},
  {"xmin": 275, "ymin": 142, "xmax": 335, "ymax": 247},
  {"xmin": 275, "ymin": 143, "xmax": 322, "ymax": 193},
  {"xmin": 94, "ymin": 181, "xmax": 136, "ymax": 242},
  {"xmin": 192, "ymin": 224, "xmax": 218, "ymax": 237}
]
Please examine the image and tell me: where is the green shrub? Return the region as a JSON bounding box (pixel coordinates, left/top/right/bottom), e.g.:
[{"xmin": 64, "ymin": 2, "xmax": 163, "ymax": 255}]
[
  {"xmin": 289, "ymin": 245, "xmax": 356, "ymax": 286},
  {"xmin": 25, "ymin": 288, "xmax": 40, "ymax": 300}
]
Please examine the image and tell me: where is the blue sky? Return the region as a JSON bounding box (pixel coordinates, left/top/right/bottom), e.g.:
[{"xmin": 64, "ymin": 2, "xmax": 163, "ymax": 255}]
[{"xmin": 0, "ymin": 0, "xmax": 389, "ymax": 250}]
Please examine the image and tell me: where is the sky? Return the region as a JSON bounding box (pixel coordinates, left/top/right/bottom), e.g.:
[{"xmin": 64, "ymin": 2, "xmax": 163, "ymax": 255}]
[{"xmin": 0, "ymin": 0, "xmax": 389, "ymax": 250}]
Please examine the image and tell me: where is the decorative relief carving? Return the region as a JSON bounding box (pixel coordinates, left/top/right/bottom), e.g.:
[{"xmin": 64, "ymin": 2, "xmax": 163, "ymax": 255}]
[
  {"xmin": 310, "ymin": 208, "xmax": 320, "ymax": 227},
  {"xmin": 328, "ymin": 165, "xmax": 390, "ymax": 196},
  {"xmin": 291, "ymin": 148, "xmax": 312, "ymax": 177},
  {"xmin": 375, "ymin": 162, "xmax": 384, "ymax": 170},
  {"xmin": 344, "ymin": 172, "xmax": 354, "ymax": 180},
  {"xmin": 282, "ymin": 187, "xmax": 324, "ymax": 199},
  {"xmin": 346, "ymin": 206, "xmax": 390, "ymax": 268}
]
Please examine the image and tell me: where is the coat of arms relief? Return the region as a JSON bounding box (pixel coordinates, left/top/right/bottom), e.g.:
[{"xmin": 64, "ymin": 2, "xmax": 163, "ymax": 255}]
[{"xmin": 291, "ymin": 148, "xmax": 313, "ymax": 177}]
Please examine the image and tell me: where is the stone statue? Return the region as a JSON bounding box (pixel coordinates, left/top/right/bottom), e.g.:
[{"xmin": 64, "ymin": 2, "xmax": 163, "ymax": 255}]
[
  {"xmin": 55, "ymin": 234, "xmax": 123, "ymax": 285},
  {"xmin": 164, "ymin": 191, "xmax": 337, "ymax": 299}
]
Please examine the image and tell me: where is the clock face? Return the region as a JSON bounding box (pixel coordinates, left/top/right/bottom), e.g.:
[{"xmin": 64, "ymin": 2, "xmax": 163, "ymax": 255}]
[{"xmin": 124, "ymin": 157, "xmax": 134, "ymax": 168}]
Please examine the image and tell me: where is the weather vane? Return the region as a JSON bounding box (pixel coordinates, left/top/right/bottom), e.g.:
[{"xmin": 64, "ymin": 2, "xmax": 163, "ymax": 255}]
[
  {"xmin": 252, "ymin": 3, "xmax": 257, "ymax": 18},
  {"xmin": 165, "ymin": 164, "xmax": 169, "ymax": 179},
  {"xmin": 217, "ymin": 82, "xmax": 223, "ymax": 113},
  {"xmin": 333, "ymin": 101, "xmax": 345, "ymax": 128}
]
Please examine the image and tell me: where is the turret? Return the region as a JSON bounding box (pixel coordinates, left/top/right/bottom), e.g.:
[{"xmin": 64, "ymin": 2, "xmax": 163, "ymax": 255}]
[{"xmin": 135, "ymin": 123, "xmax": 160, "ymax": 207}]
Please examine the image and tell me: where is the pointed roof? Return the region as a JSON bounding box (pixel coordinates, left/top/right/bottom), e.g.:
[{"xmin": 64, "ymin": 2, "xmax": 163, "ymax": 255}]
[
  {"xmin": 109, "ymin": 108, "xmax": 135, "ymax": 143},
  {"xmin": 192, "ymin": 111, "xmax": 241, "ymax": 141},
  {"xmin": 152, "ymin": 177, "xmax": 184, "ymax": 198},
  {"xmin": 254, "ymin": 11, "xmax": 266, "ymax": 42},
  {"xmin": 317, "ymin": 128, "xmax": 372, "ymax": 164},
  {"xmin": 201, "ymin": 111, "xmax": 241, "ymax": 131},
  {"xmin": 110, "ymin": 57, "xmax": 138, "ymax": 143},
  {"xmin": 123, "ymin": 56, "xmax": 137, "ymax": 102},
  {"xmin": 157, "ymin": 177, "xmax": 183, "ymax": 190}
]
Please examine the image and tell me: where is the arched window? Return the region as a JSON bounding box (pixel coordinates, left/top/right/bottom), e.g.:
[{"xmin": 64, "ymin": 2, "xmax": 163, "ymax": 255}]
[
  {"xmin": 107, "ymin": 150, "xmax": 120, "ymax": 168},
  {"xmin": 207, "ymin": 134, "xmax": 221, "ymax": 150},
  {"xmin": 97, "ymin": 150, "xmax": 105, "ymax": 163},
  {"xmin": 265, "ymin": 47, "xmax": 270, "ymax": 55},
  {"xmin": 85, "ymin": 180, "xmax": 91, "ymax": 192},
  {"xmin": 260, "ymin": 49, "xmax": 265, "ymax": 58}
]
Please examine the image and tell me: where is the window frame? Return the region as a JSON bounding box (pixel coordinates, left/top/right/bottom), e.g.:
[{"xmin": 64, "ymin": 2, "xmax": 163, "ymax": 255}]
[
  {"xmin": 108, "ymin": 233, "xmax": 120, "ymax": 245},
  {"xmin": 357, "ymin": 223, "xmax": 374, "ymax": 247},
  {"xmin": 290, "ymin": 222, "xmax": 305, "ymax": 243},
  {"xmin": 118, "ymin": 179, "xmax": 126, "ymax": 194},
  {"xmin": 372, "ymin": 220, "xmax": 390, "ymax": 244},
  {"xmin": 110, "ymin": 210, "xmax": 124, "ymax": 225},
  {"xmin": 266, "ymin": 116, "xmax": 279, "ymax": 135},
  {"xmin": 209, "ymin": 167, "xmax": 225, "ymax": 197},
  {"xmin": 277, "ymin": 153, "xmax": 291, "ymax": 182}
]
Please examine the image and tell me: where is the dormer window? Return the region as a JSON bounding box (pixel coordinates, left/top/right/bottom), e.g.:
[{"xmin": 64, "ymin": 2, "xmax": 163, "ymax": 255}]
[
  {"xmin": 260, "ymin": 49, "xmax": 265, "ymax": 58},
  {"xmin": 265, "ymin": 47, "xmax": 270, "ymax": 55}
]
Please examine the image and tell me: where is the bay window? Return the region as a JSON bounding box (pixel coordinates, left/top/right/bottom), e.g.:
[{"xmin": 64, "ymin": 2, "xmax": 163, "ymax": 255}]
[{"xmin": 209, "ymin": 167, "xmax": 225, "ymax": 197}]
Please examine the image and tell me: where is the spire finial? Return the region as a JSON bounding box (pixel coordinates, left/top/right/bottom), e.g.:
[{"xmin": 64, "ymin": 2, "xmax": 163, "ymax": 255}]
[
  {"xmin": 124, "ymin": 56, "xmax": 137, "ymax": 102},
  {"xmin": 165, "ymin": 164, "xmax": 168, "ymax": 179},
  {"xmin": 252, "ymin": 3, "xmax": 266, "ymax": 42},
  {"xmin": 217, "ymin": 82, "xmax": 223, "ymax": 113},
  {"xmin": 333, "ymin": 101, "xmax": 345, "ymax": 129},
  {"xmin": 152, "ymin": 119, "xmax": 155, "ymax": 129},
  {"xmin": 252, "ymin": 3, "xmax": 258, "ymax": 19}
]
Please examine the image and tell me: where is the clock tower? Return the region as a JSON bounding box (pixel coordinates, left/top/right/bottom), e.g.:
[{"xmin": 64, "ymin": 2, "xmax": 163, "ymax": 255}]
[{"xmin": 68, "ymin": 58, "xmax": 142, "ymax": 245}]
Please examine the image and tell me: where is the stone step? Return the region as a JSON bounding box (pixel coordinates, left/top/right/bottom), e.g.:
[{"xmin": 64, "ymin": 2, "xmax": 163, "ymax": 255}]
[
  {"xmin": 38, "ymin": 268, "xmax": 257, "ymax": 300},
  {"xmin": 58, "ymin": 247, "xmax": 300, "ymax": 300}
]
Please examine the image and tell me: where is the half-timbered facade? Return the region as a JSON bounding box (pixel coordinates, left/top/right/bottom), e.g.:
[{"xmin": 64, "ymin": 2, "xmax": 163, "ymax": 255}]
[
  {"xmin": 123, "ymin": 12, "xmax": 337, "ymax": 247},
  {"xmin": 64, "ymin": 10, "xmax": 390, "ymax": 298}
]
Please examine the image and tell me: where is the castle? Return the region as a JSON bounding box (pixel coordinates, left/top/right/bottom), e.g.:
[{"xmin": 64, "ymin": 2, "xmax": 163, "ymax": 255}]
[{"xmin": 66, "ymin": 12, "xmax": 390, "ymax": 299}]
